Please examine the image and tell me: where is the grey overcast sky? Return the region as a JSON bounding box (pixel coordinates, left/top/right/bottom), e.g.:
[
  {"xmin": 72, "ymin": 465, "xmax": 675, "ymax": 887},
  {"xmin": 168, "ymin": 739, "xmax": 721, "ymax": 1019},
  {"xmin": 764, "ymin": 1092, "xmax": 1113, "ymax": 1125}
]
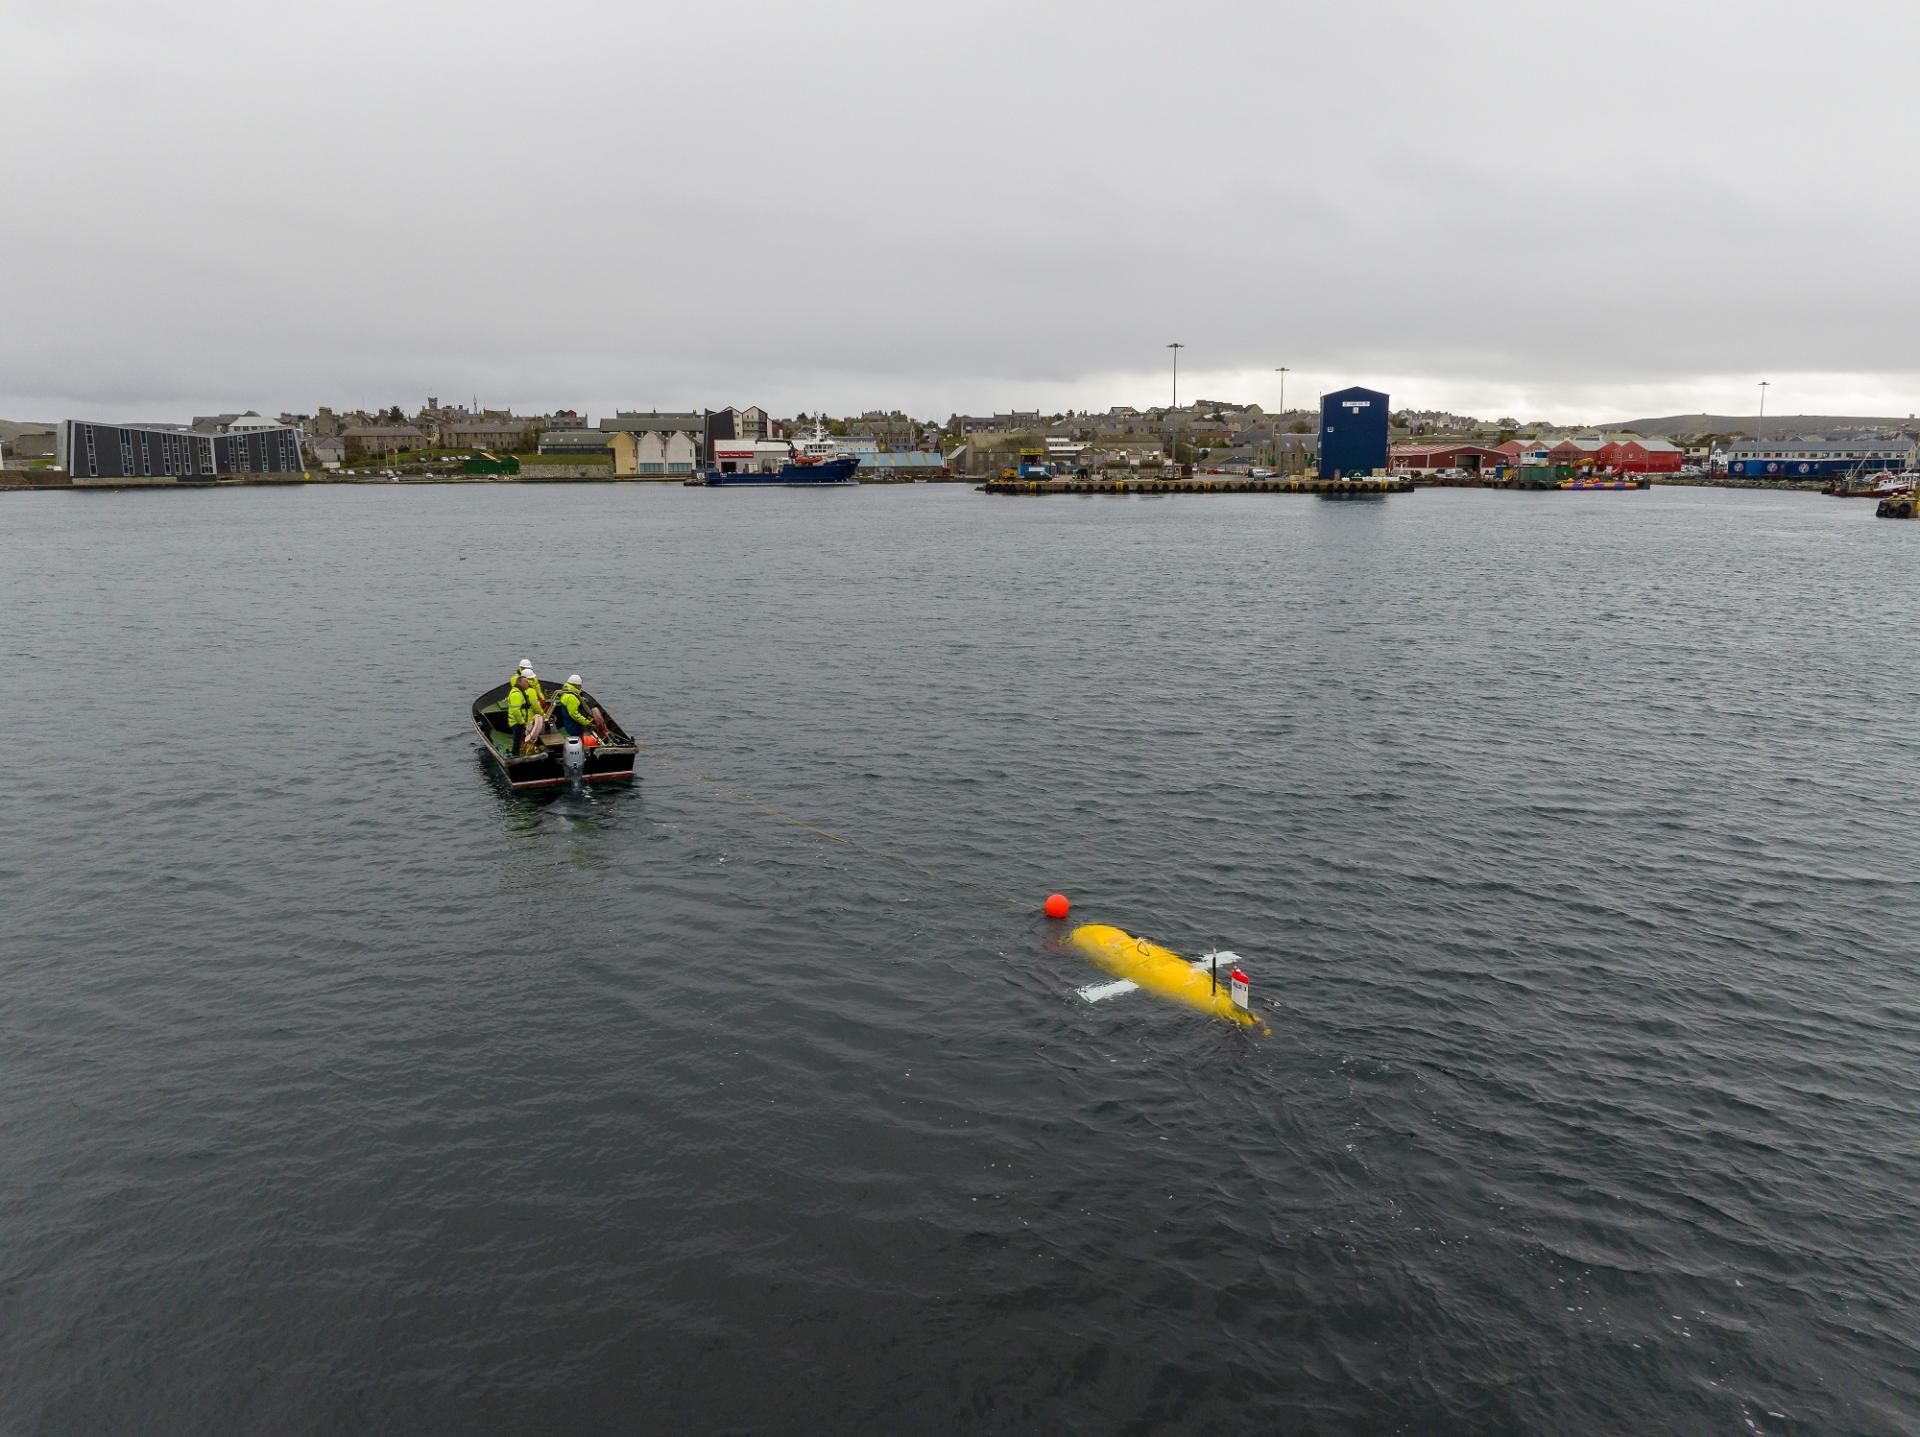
[{"xmin": 5, "ymin": 0, "xmax": 1918, "ymax": 424}]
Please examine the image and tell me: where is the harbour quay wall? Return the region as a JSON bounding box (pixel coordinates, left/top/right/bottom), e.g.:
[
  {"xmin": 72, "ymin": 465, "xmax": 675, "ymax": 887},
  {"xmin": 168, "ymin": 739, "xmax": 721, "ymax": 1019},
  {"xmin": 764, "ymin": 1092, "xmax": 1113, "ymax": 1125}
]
[
  {"xmin": 0, "ymin": 469, "xmax": 71, "ymax": 489},
  {"xmin": 983, "ymin": 475, "xmax": 1413, "ymax": 497},
  {"xmin": 1653, "ymin": 475, "xmax": 1825, "ymax": 492},
  {"xmin": 17, "ymin": 468, "xmax": 686, "ymax": 490},
  {"xmin": 515, "ymin": 463, "xmax": 619, "ymax": 481}
]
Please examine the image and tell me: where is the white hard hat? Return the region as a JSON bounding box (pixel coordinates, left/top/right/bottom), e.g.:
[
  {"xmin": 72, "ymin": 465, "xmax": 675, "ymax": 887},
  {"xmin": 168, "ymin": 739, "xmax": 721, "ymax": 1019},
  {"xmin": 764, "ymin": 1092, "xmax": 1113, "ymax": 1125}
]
[
  {"xmin": 567, "ymin": 673, "xmax": 582, "ymax": 686},
  {"xmin": 517, "ymin": 658, "xmax": 532, "ymax": 669}
]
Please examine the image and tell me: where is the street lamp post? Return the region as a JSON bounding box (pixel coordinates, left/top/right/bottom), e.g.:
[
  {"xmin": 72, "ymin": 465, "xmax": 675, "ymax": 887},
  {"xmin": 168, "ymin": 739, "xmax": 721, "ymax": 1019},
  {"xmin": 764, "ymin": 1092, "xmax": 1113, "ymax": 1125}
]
[
  {"xmin": 1167, "ymin": 342, "xmax": 1185, "ymax": 465},
  {"xmin": 1758, "ymin": 381, "xmax": 1769, "ymax": 442},
  {"xmin": 1274, "ymin": 365, "xmax": 1290, "ymax": 469}
]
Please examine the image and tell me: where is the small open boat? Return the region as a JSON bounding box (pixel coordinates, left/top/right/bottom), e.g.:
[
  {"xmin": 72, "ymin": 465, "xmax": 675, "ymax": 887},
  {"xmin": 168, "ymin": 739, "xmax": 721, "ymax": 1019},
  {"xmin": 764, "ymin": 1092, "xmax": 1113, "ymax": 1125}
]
[{"xmin": 471, "ymin": 681, "xmax": 638, "ymax": 789}]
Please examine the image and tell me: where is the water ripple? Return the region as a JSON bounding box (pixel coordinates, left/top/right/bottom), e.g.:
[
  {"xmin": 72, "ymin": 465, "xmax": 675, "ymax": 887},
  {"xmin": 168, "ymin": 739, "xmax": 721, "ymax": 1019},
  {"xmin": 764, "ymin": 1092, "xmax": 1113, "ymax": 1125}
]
[{"xmin": 1, "ymin": 486, "xmax": 1916, "ymax": 1434}]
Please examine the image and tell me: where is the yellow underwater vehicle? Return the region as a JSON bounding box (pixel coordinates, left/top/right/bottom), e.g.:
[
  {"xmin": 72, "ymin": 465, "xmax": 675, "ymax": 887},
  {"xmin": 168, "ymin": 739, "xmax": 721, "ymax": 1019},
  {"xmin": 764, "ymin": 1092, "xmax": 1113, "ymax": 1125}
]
[{"xmin": 1065, "ymin": 924, "xmax": 1270, "ymax": 1033}]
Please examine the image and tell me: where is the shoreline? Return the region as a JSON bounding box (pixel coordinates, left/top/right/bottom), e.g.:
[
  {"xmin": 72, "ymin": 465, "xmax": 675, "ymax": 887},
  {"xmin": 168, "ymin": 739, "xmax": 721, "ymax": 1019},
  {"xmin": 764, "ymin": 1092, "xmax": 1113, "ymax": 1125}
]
[
  {"xmin": 0, "ymin": 471, "xmax": 979, "ymax": 493},
  {"xmin": 0, "ymin": 471, "xmax": 1843, "ymax": 495}
]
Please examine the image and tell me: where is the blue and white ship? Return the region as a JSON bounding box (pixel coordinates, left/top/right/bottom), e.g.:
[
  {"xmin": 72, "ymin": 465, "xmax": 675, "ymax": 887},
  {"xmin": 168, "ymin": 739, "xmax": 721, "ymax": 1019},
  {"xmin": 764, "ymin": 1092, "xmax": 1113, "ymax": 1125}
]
[{"xmin": 704, "ymin": 422, "xmax": 860, "ymax": 487}]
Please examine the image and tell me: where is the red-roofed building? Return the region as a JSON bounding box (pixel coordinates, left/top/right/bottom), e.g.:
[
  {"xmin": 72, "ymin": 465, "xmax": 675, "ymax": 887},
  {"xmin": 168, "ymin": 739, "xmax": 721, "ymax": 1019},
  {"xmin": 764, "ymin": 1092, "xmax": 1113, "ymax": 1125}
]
[
  {"xmin": 1602, "ymin": 438, "xmax": 1684, "ymax": 473},
  {"xmin": 1546, "ymin": 437, "xmax": 1609, "ymax": 466},
  {"xmin": 1389, "ymin": 442, "xmax": 1508, "ymax": 473},
  {"xmin": 1496, "ymin": 439, "xmax": 1553, "ymax": 466}
]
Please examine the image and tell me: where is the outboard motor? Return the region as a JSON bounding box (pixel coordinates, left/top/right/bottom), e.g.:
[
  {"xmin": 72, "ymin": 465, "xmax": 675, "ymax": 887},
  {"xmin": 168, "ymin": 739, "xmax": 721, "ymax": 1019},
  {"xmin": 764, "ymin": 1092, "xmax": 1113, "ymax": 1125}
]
[{"xmin": 561, "ymin": 734, "xmax": 587, "ymax": 780}]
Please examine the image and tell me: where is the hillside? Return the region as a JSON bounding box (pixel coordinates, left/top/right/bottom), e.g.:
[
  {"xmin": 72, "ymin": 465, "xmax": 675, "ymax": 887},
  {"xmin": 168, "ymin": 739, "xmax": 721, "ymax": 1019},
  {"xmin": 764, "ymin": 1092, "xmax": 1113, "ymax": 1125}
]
[
  {"xmin": 1615, "ymin": 413, "xmax": 1917, "ymax": 438},
  {"xmin": 0, "ymin": 420, "xmax": 55, "ymax": 440}
]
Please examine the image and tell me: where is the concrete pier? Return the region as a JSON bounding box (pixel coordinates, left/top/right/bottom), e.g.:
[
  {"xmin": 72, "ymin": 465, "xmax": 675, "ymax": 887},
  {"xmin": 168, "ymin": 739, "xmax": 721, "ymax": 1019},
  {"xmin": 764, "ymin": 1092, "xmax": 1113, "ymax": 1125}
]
[
  {"xmin": 1409, "ymin": 473, "xmax": 1650, "ymax": 491},
  {"xmin": 980, "ymin": 475, "xmax": 1413, "ymax": 497}
]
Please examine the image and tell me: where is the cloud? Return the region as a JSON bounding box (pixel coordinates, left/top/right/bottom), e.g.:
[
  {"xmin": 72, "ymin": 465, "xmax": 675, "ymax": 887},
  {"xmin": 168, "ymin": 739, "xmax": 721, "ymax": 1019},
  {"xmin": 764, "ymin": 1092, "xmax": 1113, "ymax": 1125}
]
[{"xmin": 5, "ymin": 0, "xmax": 1918, "ymax": 424}]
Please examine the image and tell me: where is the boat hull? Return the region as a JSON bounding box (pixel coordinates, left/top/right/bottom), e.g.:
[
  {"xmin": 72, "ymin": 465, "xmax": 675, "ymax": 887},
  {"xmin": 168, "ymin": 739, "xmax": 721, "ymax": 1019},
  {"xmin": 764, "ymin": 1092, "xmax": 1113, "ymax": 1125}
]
[
  {"xmin": 472, "ymin": 682, "xmax": 638, "ymax": 790},
  {"xmin": 704, "ymin": 456, "xmax": 860, "ymax": 486}
]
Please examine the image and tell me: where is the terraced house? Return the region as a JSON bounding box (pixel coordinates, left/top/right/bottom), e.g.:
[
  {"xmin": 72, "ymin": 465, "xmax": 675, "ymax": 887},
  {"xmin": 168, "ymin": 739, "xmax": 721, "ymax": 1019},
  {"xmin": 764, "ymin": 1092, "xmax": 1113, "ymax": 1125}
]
[{"xmin": 596, "ymin": 411, "xmax": 707, "ymax": 476}]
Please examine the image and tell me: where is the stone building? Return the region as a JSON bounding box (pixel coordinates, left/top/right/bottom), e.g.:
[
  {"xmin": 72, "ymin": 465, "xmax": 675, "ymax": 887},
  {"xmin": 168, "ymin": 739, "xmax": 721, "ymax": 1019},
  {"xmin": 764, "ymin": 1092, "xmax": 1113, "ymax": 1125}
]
[
  {"xmin": 342, "ymin": 425, "xmax": 426, "ymax": 457},
  {"xmin": 440, "ymin": 418, "xmax": 536, "ymax": 451}
]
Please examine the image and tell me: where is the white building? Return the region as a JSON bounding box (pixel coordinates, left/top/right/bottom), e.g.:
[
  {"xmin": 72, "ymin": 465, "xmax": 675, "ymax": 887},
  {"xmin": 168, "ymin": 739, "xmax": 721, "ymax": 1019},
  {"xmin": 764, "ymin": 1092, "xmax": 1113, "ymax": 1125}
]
[
  {"xmin": 632, "ymin": 430, "xmax": 701, "ymax": 476},
  {"xmin": 709, "ymin": 436, "xmax": 794, "ymax": 473}
]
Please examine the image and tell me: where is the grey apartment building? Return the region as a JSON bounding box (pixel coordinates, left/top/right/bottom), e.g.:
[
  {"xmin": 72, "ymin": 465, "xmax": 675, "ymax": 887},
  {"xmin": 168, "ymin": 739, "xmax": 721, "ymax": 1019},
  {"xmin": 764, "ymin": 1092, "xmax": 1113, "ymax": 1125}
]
[{"xmin": 58, "ymin": 420, "xmax": 305, "ymax": 480}]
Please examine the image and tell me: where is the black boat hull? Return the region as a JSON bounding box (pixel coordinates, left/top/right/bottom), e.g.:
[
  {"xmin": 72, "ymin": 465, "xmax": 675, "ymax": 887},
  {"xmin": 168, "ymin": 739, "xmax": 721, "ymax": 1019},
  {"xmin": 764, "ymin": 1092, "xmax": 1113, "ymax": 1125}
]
[
  {"xmin": 703, "ymin": 455, "xmax": 860, "ymax": 486},
  {"xmin": 472, "ymin": 682, "xmax": 638, "ymax": 789}
]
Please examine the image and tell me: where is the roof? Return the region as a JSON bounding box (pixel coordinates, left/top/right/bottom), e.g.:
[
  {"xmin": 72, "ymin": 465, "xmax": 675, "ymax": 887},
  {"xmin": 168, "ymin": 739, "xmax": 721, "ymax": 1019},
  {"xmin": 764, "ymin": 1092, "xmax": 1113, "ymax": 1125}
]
[
  {"xmin": 599, "ymin": 412, "xmax": 705, "ymax": 433},
  {"xmin": 444, "ymin": 420, "xmax": 527, "ymax": 434},
  {"xmin": 1391, "ymin": 442, "xmax": 1505, "ymax": 457},
  {"xmin": 858, "ymin": 451, "xmax": 945, "ymax": 468},
  {"xmin": 70, "ymin": 419, "xmax": 192, "ymax": 433},
  {"xmin": 539, "ymin": 429, "xmax": 610, "ymax": 447},
  {"xmin": 1726, "ymin": 439, "xmax": 1912, "ymax": 455},
  {"xmin": 342, "ymin": 425, "xmax": 425, "ymax": 438}
]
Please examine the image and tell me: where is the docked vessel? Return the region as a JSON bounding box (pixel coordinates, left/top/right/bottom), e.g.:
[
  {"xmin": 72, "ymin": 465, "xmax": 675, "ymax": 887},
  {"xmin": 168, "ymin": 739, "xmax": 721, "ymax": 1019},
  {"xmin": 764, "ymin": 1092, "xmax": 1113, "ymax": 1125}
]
[
  {"xmin": 1827, "ymin": 471, "xmax": 1916, "ymax": 499},
  {"xmin": 703, "ymin": 422, "xmax": 860, "ymax": 487},
  {"xmin": 997, "ymin": 447, "xmax": 1057, "ymax": 481},
  {"xmin": 471, "ymin": 681, "xmax": 638, "ymax": 789}
]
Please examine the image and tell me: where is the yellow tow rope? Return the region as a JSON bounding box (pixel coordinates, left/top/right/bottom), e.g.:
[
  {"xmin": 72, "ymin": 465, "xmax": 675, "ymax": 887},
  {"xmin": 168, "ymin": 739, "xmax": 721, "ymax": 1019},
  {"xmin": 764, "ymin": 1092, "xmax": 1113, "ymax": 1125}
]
[{"xmin": 629, "ymin": 741, "xmax": 1027, "ymax": 909}]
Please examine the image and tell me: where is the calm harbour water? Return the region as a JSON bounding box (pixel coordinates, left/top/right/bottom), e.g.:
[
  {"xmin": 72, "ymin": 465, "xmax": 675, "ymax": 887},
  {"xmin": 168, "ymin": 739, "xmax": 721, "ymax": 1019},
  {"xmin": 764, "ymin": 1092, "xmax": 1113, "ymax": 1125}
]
[{"xmin": 2, "ymin": 482, "xmax": 1917, "ymax": 1435}]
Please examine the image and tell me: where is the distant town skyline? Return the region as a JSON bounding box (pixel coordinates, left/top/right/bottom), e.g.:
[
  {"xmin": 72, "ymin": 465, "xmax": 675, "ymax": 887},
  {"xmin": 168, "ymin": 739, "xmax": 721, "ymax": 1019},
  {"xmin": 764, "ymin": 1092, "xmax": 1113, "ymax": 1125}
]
[
  {"xmin": 12, "ymin": 367, "xmax": 1918, "ymax": 433},
  {"xmin": 7, "ymin": 0, "xmax": 1917, "ymax": 429}
]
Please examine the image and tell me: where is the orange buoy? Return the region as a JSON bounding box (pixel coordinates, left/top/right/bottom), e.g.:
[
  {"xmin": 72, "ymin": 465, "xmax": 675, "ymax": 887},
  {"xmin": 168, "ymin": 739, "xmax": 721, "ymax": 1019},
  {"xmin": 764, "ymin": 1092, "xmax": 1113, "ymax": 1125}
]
[{"xmin": 1044, "ymin": 893, "xmax": 1071, "ymax": 919}]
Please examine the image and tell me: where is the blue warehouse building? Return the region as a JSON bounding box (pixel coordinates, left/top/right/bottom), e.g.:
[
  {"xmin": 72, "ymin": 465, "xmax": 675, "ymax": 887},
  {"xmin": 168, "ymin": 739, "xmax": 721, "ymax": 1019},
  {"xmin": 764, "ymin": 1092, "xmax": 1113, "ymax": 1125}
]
[
  {"xmin": 1724, "ymin": 439, "xmax": 1913, "ymax": 479},
  {"xmin": 1319, "ymin": 386, "xmax": 1389, "ymax": 478}
]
